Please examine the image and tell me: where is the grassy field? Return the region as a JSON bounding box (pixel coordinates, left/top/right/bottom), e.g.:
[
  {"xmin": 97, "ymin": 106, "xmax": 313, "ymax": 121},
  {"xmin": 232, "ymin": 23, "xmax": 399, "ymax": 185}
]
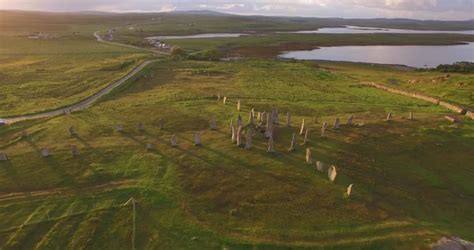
[
  {"xmin": 0, "ymin": 35, "xmax": 150, "ymax": 117},
  {"xmin": 1, "ymin": 59, "xmax": 473, "ymax": 249}
]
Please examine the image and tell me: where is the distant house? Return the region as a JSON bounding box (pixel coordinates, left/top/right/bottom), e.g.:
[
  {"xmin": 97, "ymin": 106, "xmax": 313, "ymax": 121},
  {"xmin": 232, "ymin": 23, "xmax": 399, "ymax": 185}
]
[{"xmin": 0, "ymin": 119, "xmax": 6, "ymax": 126}]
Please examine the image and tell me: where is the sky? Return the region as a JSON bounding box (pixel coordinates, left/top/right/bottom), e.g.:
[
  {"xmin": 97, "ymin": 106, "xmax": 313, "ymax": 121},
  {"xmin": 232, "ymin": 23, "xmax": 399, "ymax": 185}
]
[{"xmin": 0, "ymin": 0, "xmax": 473, "ymax": 20}]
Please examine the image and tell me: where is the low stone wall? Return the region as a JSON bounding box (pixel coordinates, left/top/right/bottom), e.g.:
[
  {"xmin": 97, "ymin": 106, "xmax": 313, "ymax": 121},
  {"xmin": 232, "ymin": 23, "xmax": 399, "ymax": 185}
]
[{"xmin": 367, "ymin": 82, "xmax": 472, "ymax": 120}]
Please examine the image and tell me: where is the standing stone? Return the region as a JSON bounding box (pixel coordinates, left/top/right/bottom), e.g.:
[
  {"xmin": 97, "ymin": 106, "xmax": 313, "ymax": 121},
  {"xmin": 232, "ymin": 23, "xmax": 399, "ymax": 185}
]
[
  {"xmin": 159, "ymin": 119, "xmax": 165, "ymax": 130},
  {"xmin": 347, "ymin": 115, "xmax": 353, "ymax": 126},
  {"xmin": 265, "ymin": 119, "xmax": 273, "ymax": 138},
  {"xmin": 267, "ymin": 136, "xmax": 275, "ymax": 153},
  {"xmin": 71, "ymin": 145, "xmax": 79, "ymax": 156},
  {"xmin": 236, "ymin": 126, "xmax": 243, "ymax": 147},
  {"xmin": 237, "ymin": 100, "xmax": 241, "ymax": 111},
  {"xmin": 223, "ymin": 96, "xmax": 227, "ymax": 105},
  {"xmin": 209, "ymin": 118, "xmax": 217, "ymax": 130},
  {"xmin": 299, "ymin": 119, "xmax": 306, "ymax": 135},
  {"xmin": 261, "ymin": 112, "xmax": 267, "ymax": 124},
  {"xmin": 251, "ymin": 108, "xmax": 255, "ymax": 118},
  {"xmin": 0, "ymin": 153, "xmax": 8, "ymax": 161},
  {"xmin": 333, "ymin": 118, "xmax": 340, "ymax": 129},
  {"xmin": 245, "ymin": 131, "xmax": 253, "ymax": 149},
  {"xmin": 231, "ymin": 125, "xmax": 236, "ymax": 143},
  {"xmin": 137, "ymin": 123, "xmax": 145, "ymax": 132},
  {"xmin": 217, "ymin": 93, "xmax": 221, "ymax": 100},
  {"xmin": 409, "ymin": 112, "xmax": 413, "ymax": 120},
  {"xmin": 316, "ymin": 161, "xmax": 326, "ymax": 172},
  {"xmin": 41, "ymin": 148, "xmax": 50, "ymax": 157},
  {"xmin": 194, "ymin": 132, "xmax": 201, "ymax": 146},
  {"xmin": 321, "ymin": 122, "xmax": 327, "ymax": 138},
  {"xmin": 328, "ymin": 165, "xmax": 337, "ymax": 182},
  {"xmin": 257, "ymin": 112, "xmax": 262, "ymax": 122},
  {"xmin": 248, "ymin": 111, "xmax": 255, "ymax": 126},
  {"xmin": 305, "ymin": 148, "xmax": 313, "ymax": 164},
  {"xmin": 69, "ymin": 126, "xmax": 76, "ymax": 136},
  {"xmin": 237, "ymin": 115, "xmax": 243, "ymax": 127},
  {"xmin": 116, "ymin": 124, "xmax": 124, "ymax": 132},
  {"xmin": 346, "ymin": 184, "xmax": 353, "ymax": 197},
  {"xmin": 386, "ymin": 112, "xmax": 392, "ymax": 121},
  {"xmin": 303, "ymin": 129, "xmax": 309, "ymax": 145},
  {"xmin": 288, "ymin": 132, "xmax": 297, "ymax": 152},
  {"xmin": 171, "ymin": 134, "xmax": 178, "ymax": 147},
  {"xmin": 273, "ymin": 109, "xmax": 279, "ymax": 124},
  {"xmin": 146, "ymin": 143, "xmax": 153, "ymax": 150},
  {"xmin": 286, "ymin": 112, "xmax": 291, "ymax": 127}
]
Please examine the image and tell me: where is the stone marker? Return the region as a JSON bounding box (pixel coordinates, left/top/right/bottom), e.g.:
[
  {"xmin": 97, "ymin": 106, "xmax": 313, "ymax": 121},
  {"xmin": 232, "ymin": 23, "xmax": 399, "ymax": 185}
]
[
  {"xmin": 248, "ymin": 111, "xmax": 255, "ymax": 126},
  {"xmin": 217, "ymin": 93, "xmax": 221, "ymax": 100},
  {"xmin": 346, "ymin": 184, "xmax": 353, "ymax": 197},
  {"xmin": 265, "ymin": 121, "xmax": 273, "ymax": 138},
  {"xmin": 261, "ymin": 112, "xmax": 267, "ymax": 124},
  {"xmin": 257, "ymin": 112, "xmax": 262, "ymax": 122},
  {"xmin": 231, "ymin": 125, "xmax": 236, "ymax": 143},
  {"xmin": 69, "ymin": 126, "xmax": 76, "ymax": 136},
  {"xmin": 171, "ymin": 134, "xmax": 178, "ymax": 147},
  {"xmin": 194, "ymin": 132, "xmax": 201, "ymax": 146},
  {"xmin": 333, "ymin": 118, "xmax": 340, "ymax": 129},
  {"xmin": 245, "ymin": 131, "xmax": 253, "ymax": 149},
  {"xmin": 288, "ymin": 132, "xmax": 296, "ymax": 152},
  {"xmin": 299, "ymin": 118, "xmax": 305, "ymax": 135},
  {"xmin": 116, "ymin": 124, "xmax": 124, "ymax": 132},
  {"xmin": 386, "ymin": 112, "xmax": 392, "ymax": 122},
  {"xmin": 267, "ymin": 136, "xmax": 275, "ymax": 153},
  {"xmin": 305, "ymin": 148, "xmax": 313, "ymax": 164},
  {"xmin": 409, "ymin": 112, "xmax": 413, "ymax": 120},
  {"xmin": 328, "ymin": 165, "xmax": 337, "ymax": 182},
  {"xmin": 209, "ymin": 118, "xmax": 217, "ymax": 130},
  {"xmin": 321, "ymin": 122, "xmax": 327, "ymax": 138},
  {"xmin": 251, "ymin": 108, "xmax": 255, "ymax": 118},
  {"xmin": 71, "ymin": 145, "xmax": 79, "ymax": 156},
  {"xmin": 444, "ymin": 115, "xmax": 458, "ymax": 123},
  {"xmin": 286, "ymin": 112, "xmax": 291, "ymax": 127},
  {"xmin": 272, "ymin": 109, "xmax": 279, "ymax": 124},
  {"xmin": 237, "ymin": 115, "xmax": 243, "ymax": 127},
  {"xmin": 237, "ymin": 100, "xmax": 241, "ymax": 111},
  {"xmin": 347, "ymin": 115, "xmax": 353, "ymax": 126},
  {"xmin": 137, "ymin": 123, "xmax": 145, "ymax": 132},
  {"xmin": 0, "ymin": 152, "xmax": 8, "ymax": 161},
  {"xmin": 236, "ymin": 126, "xmax": 243, "ymax": 147},
  {"xmin": 316, "ymin": 161, "xmax": 326, "ymax": 172},
  {"xmin": 223, "ymin": 96, "xmax": 227, "ymax": 105},
  {"xmin": 159, "ymin": 119, "xmax": 165, "ymax": 130},
  {"xmin": 303, "ymin": 129, "xmax": 309, "ymax": 145},
  {"xmin": 146, "ymin": 143, "xmax": 153, "ymax": 150},
  {"xmin": 41, "ymin": 148, "xmax": 50, "ymax": 157}
]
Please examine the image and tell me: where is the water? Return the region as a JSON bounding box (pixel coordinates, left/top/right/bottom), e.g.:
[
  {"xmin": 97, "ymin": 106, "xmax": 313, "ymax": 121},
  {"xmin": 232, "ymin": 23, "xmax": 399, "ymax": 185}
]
[
  {"xmin": 146, "ymin": 33, "xmax": 246, "ymax": 40},
  {"xmin": 279, "ymin": 43, "xmax": 474, "ymax": 68},
  {"xmin": 285, "ymin": 26, "xmax": 474, "ymax": 35}
]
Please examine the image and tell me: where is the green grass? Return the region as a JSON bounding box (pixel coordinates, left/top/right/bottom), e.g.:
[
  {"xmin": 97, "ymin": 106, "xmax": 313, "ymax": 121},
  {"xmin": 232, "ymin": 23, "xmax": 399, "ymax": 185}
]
[
  {"xmin": 1, "ymin": 59, "xmax": 473, "ymax": 249},
  {"xmin": 0, "ymin": 35, "xmax": 150, "ymax": 117}
]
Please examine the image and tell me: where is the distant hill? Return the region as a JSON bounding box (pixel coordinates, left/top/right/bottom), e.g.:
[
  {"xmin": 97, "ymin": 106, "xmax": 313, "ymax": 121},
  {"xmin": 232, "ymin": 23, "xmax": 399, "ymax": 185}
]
[{"xmin": 168, "ymin": 10, "xmax": 234, "ymax": 16}]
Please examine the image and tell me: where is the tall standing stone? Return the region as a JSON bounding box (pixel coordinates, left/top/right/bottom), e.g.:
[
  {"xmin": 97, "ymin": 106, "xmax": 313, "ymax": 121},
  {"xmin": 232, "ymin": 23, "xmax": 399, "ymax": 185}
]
[
  {"xmin": 346, "ymin": 184, "xmax": 353, "ymax": 197},
  {"xmin": 194, "ymin": 132, "xmax": 201, "ymax": 146},
  {"xmin": 137, "ymin": 123, "xmax": 145, "ymax": 132},
  {"xmin": 171, "ymin": 134, "xmax": 178, "ymax": 147},
  {"xmin": 316, "ymin": 161, "xmax": 326, "ymax": 172},
  {"xmin": 236, "ymin": 126, "xmax": 243, "ymax": 147},
  {"xmin": 286, "ymin": 112, "xmax": 291, "ymax": 127},
  {"xmin": 69, "ymin": 126, "xmax": 76, "ymax": 136},
  {"xmin": 245, "ymin": 130, "xmax": 253, "ymax": 149},
  {"xmin": 261, "ymin": 112, "xmax": 267, "ymax": 124},
  {"xmin": 386, "ymin": 112, "xmax": 392, "ymax": 122},
  {"xmin": 303, "ymin": 129, "xmax": 309, "ymax": 145},
  {"xmin": 209, "ymin": 118, "xmax": 217, "ymax": 130},
  {"xmin": 265, "ymin": 119, "xmax": 273, "ymax": 138},
  {"xmin": 409, "ymin": 112, "xmax": 413, "ymax": 120},
  {"xmin": 159, "ymin": 119, "xmax": 165, "ymax": 130},
  {"xmin": 299, "ymin": 119, "xmax": 305, "ymax": 135},
  {"xmin": 237, "ymin": 115, "xmax": 243, "ymax": 127},
  {"xmin": 71, "ymin": 145, "xmax": 79, "ymax": 156},
  {"xmin": 328, "ymin": 165, "xmax": 337, "ymax": 182},
  {"xmin": 0, "ymin": 153, "xmax": 8, "ymax": 161},
  {"xmin": 347, "ymin": 115, "xmax": 353, "ymax": 126},
  {"xmin": 231, "ymin": 125, "xmax": 236, "ymax": 143},
  {"xmin": 333, "ymin": 118, "xmax": 340, "ymax": 129},
  {"xmin": 41, "ymin": 148, "xmax": 50, "ymax": 157},
  {"xmin": 305, "ymin": 148, "xmax": 313, "ymax": 164},
  {"xmin": 223, "ymin": 97, "xmax": 227, "ymax": 105},
  {"xmin": 267, "ymin": 136, "xmax": 275, "ymax": 153},
  {"xmin": 217, "ymin": 93, "xmax": 221, "ymax": 100},
  {"xmin": 272, "ymin": 109, "xmax": 279, "ymax": 124},
  {"xmin": 237, "ymin": 100, "xmax": 241, "ymax": 112},
  {"xmin": 248, "ymin": 111, "xmax": 255, "ymax": 126},
  {"xmin": 288, "ymin": 132, "xmax": 296, "ymax": 152},
  {"xmin": 321, "ymin": 122, "xmax": 327, "ymax": 138},
  {"xmin": 251, "ymin": 108, "xmax": 255, "ymax": 118},
  {"xmin": 257, "ymin": 112, "xmax": 262, "ymax": 122}
]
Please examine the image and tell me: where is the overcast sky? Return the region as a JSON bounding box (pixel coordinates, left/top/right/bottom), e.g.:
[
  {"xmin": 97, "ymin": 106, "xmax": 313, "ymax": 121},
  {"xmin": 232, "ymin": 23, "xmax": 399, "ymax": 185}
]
[{"xmin": 0, "ymin": 0, "xmax": 473, "ymax": 20}]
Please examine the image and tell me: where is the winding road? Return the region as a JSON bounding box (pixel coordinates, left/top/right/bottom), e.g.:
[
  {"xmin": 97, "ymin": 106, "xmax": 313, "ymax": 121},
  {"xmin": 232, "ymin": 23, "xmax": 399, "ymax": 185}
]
[{"xmin": 3, "ymin": 32, "xmax": 168, "ymax": 125}]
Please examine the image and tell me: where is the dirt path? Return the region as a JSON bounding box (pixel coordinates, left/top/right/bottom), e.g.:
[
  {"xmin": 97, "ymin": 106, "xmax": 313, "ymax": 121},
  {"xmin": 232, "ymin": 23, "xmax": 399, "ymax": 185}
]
[
  {"xmin": 3, "ymin": 31, "xmax": 168, "ymax": 125},
  {"xmin": 0, "ymin": 180, "xmax": 137, "ymax": 203}
]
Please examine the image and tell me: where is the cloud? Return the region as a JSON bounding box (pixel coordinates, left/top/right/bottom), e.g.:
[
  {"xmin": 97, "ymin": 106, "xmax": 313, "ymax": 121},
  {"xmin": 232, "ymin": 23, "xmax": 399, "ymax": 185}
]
[{"xmin": 0, "ymin": 0, "xmax": 472, "ymax": 20}]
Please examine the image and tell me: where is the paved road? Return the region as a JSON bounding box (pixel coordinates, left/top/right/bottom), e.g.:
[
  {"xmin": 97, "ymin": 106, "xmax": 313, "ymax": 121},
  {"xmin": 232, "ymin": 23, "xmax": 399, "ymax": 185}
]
[{"xmin": 4, "ymin": 32, "xmax": 166, "ymax": 125}]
